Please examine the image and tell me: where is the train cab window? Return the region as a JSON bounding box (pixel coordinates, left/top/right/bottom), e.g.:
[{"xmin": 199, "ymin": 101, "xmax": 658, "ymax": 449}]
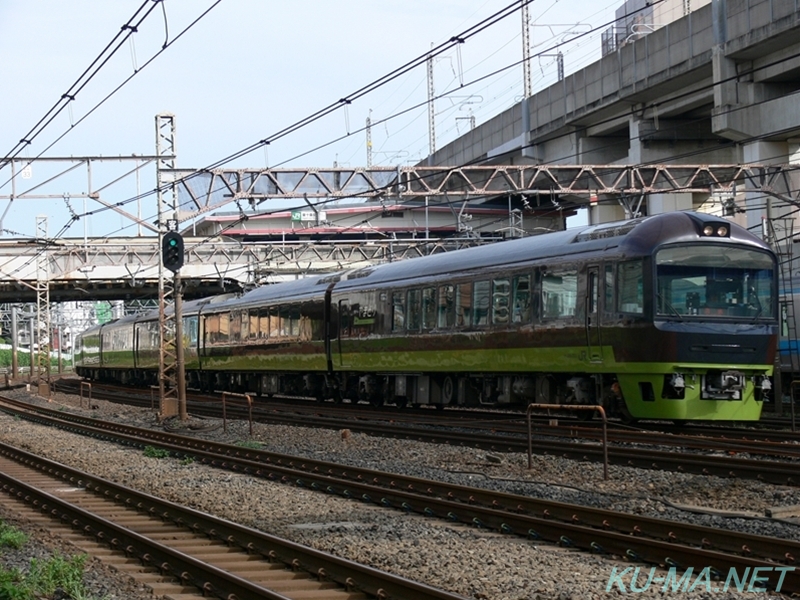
[
  {"xmin": 617, "ymin": 261, "xmax": 644, "ymax": 314},
  {"xmin": 512, "ymin": 275, "xmax": 532, "ymax": 323},
  {"xmin": 542, "ymin": 271, "xmax": 577, "ymax": 319},
  {"xmin": 407, "ymin": 289, "xmax": 422, "ymax": 331},
  {"xmin": 437, "ymin": 285, "xmax": 455, "ymax": 328},
  {"xmin": 422, "ymin": 287, "xmax": 436, "ymax": 330},
  {"xmin": 492, "ymin": 279, "xmax": 510, "ymax": 325},
  {"xmin": 655, "ymin": 246, "xmax": 775, "ymax": 319},
  {"xmin": 456, "ymin": 283, "xmax": 473, "ymax": 326},
  {"xmin": 392, "ymin": 292, "xmax": 405, "ymax": 332},
  {"xmin": 473, "ymin": 280, "xmax": 491, "ymax": 326}
]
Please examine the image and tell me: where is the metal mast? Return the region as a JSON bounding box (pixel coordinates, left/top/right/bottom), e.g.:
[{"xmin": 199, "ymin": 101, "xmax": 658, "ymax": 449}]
[
  {"xmin": 427, "ymin": 44, "xmax": 436, "ymax": 157},
  {"xmin": 35, "ymin": 215, "xmax": 50, "ymax": 397},
  {"xmin": 155, "ymin": 114, "xmax": 183, "ymax": 419},
  {"xmin": 521, "ymin": 0, "xmax": 532, "ymax": 98},
  {"xmin": 366, "ymin": 110, "xmax": 373, "ymax": 168}
]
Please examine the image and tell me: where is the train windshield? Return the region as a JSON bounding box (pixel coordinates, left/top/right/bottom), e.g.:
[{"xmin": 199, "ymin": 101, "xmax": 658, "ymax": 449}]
[{"xmin": 655, "ymin": 245, "xmax": 775, "ymax": 319}]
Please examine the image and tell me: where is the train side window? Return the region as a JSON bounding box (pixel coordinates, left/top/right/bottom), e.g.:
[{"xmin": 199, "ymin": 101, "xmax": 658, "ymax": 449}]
[
  {"xmin": 279, "ymin": 306, "xmax": 290, "ymax": 336},
  {"xmin": 339, "ymin": 301, "xmax": 351, "ymax": 338},
  {"xmin": 303, "ymin": 302, "xmax": 325, "ymax": 340},
  {"xmin": 290, "ymin": 305, "xmax": 301, "ymax": 337},
  {"xmin": 542, "ymin": 271, "xmax": 577, "ymax": 319},
  {"xmin": 258, "ymin": 307, "xmax": 269, "ymax": 339},
  {"xmin": 183, "ymin": 316, "xmax": 199, "ymax": 346},
  {"xmin": 456, "ymin": 282, "xmax": 473, "ymax": 326},
  {"xmin": 240, "ymin": 310, "xmax": 249, "ymax": 340},
  {"xmin": 219, "ymin": 313, "xmax": 230, "ymax": 343},
  {"xmin": 617, "ymin": 261, "xmax": 644, "ymax": 314},
  {"xmin": 230, "ymin": 310, "xmax": 242, "ymax": 341},
  {"xmin": 604, "ymin": 264, "xmax": 614, "ymax": 314},
  {"xmin": 512, "ymin": 275, "xmax": 532, "ymax": 323},
  {"xmin": 473, "ymin": 280, "xmax": 491, "ymax": 326},
  {"xmin": 392, "ymin": 292, "xmax": 405, "ymax": 332},
  {"xmin": 407, "ymin": 289, "xmax": 421, "ymax": 332},
  {"xmin": 437, "ymin": 284, "xmax": 455, "ymax": 328},
  {"xmin": 422, "ymin": 287, "xmax": 436, "ymax": 330},
  {"xmin": 492, "ymin": 279, "xmax": 510, "ymax": 325},
  {"xmin": 269, "ymin": 306, "xmax": 281, "ymax": 338},
  {"xmin": 248, "ymin": 309, "xmax": 258, "ymax": 340},
  {"xmin": 204, "ymin": 314, "xmax": 216, "ymax": 344}
]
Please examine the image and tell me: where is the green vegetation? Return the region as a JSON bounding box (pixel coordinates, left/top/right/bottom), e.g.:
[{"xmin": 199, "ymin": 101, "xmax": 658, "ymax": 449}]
[
  {"xmin": 0, "ymin": 524, "xmax": 27, "ymax": 550},
  {"xmin": 0, "ymin": 521, "xmax": 100, "ymax": 600},
  {"xmin": 180, "ymin": 456, "xmax": 195, "ymax": 466},
  {"xmin": 142, "ymin": 445, "xmax": 170, "ymax": 459},
  {"xmin": 0, "ymin": 349, "xmax": 70, "ymax": 369}
]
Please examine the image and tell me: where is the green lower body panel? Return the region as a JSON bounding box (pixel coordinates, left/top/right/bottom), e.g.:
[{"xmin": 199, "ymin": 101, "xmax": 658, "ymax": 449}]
[{"xmin": 338, "ymin": 344, "xmax": 769, "ymax": 421}]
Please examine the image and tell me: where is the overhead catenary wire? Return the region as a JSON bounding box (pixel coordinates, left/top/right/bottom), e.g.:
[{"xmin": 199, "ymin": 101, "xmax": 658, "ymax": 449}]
[
  {"xmin": 6, "ymin": 0, "xmax": 800, "ymax": 271},
  {"xmin": 0, "ymin": 0, "xmax": 224, "ymax": 193}
]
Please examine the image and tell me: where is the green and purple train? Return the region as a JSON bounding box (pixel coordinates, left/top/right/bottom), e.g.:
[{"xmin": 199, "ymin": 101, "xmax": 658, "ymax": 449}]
[{"xmin": 75, "ymin": 211, "xmax": 778, "ymax": 421}]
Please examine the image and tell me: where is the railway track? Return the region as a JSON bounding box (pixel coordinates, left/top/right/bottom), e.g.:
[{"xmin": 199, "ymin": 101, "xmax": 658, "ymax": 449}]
[
  {"xmin": 52, "ymin": 379, "xmax": 800, "ymax": 485},
  {"xmin": 1, "ymin": 394, "xmax": 799, "ymax": 594},
  {"xmin": 55, "ymin": 378, "xmax": 800, "ymax": 453},
  {"xmin": 0, "ymin": 439, "xmax": 465, "ymax": 600}
]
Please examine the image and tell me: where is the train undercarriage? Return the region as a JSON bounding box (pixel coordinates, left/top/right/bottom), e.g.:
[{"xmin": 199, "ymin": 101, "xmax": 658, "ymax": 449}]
[{"xmin": 81, "ymin": 366, "xmax": 629, "ymax": 416}]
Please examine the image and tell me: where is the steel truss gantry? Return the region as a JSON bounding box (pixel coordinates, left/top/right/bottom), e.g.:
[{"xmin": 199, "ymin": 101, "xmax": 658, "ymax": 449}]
[{"xmin": 166, "ymin": 163, "xmax": 800, "ymax": 220}]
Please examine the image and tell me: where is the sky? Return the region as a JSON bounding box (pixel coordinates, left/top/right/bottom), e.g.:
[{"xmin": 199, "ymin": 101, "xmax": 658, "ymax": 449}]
[{"xmin": 0, "ymin": 0, "xmax": 620, "ymax": 239}]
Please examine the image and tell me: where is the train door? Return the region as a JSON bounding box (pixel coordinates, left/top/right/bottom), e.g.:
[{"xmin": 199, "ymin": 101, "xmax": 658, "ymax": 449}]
[{"xmin": 585, "ymin": 266, "xmax": 603, "ymax": 363}]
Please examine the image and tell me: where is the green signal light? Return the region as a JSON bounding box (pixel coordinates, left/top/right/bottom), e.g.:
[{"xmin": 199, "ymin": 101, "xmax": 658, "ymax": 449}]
[{"xmin": 169, "ymin": 239, "xmax": 177, "ymax": 247}]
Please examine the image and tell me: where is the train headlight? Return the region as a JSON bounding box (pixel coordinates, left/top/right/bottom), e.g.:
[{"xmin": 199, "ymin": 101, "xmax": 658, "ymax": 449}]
[
  {"xmin": 670, "ymin": 373, "xmax": 686, "ymax": 390},
  {"xmin": 717, "ymin": 226, "xmax": 728, "ymax": 237},
  {"xmin": 703, "ymin": 225, "xmax": 714, "ymax": 236}
]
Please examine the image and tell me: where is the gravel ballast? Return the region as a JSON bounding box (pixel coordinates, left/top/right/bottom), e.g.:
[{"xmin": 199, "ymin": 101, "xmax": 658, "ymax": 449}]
[{"xmin": 0, "ymin": 387, "xmax": 796, "ymax": 599}]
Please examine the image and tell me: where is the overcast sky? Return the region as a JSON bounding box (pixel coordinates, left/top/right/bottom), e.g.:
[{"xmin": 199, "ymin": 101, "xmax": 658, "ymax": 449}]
[{"xmin": 0, "ymin": 1, "xmax": 619, "ymax": 238}]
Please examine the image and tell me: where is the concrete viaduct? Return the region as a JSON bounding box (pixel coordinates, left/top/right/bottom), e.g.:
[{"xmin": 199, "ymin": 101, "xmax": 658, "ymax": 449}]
[{"xmin": 426, "ymin": 0, "xmax": 800, "ymax": 233}]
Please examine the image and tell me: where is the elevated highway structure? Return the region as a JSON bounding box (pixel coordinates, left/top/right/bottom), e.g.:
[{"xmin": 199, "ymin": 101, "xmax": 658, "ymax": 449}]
[{"xmin": 423, "ymin": 0, "xmax": 800, "ymax": 231}]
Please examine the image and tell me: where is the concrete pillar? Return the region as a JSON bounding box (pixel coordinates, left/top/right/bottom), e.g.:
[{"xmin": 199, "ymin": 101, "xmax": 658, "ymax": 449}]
[
  {"xmin": 589, "ymin": 200, "xmax": 627, "ymax": 225},
  {"xmin": 647, "ymin": 193, "xmax": 694, "ymax": 216}
]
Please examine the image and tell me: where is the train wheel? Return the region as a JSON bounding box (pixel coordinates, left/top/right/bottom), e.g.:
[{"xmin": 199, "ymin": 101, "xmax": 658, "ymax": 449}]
[
  {"xmin": 441, "ymin": 376, "xmax": 455, "ymax": 406},
  {"xmin": 393, "ymin": 396, "xmax": 408, "ymax": 408}
]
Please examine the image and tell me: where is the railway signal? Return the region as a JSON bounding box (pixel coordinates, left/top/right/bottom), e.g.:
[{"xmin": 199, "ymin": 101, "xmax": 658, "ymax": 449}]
[{"xmin": 162, "ymin": 231, "xmax": 184, "ymax": 273}]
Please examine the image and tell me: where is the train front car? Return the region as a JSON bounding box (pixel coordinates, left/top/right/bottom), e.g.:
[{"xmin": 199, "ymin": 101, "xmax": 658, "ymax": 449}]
[
  {"xmin": 612, "ymin": 211, "xmax": 776, "ymax": 421},
  {"xmin": 329, "ymin": 210, "xmax": 775, "ymax": 421}
]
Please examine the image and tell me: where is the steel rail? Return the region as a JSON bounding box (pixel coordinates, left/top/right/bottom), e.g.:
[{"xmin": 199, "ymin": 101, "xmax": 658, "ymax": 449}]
[{"xmin": 1, "ymin": 397, "xmax": 799, "ymax": 593}]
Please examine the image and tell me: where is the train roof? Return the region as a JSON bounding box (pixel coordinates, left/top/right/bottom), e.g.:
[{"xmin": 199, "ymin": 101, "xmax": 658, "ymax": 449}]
[
  {"xmin": 330, "ymin": 211, "xmax": 772, "ymax": 290},
  {"xmin": 76, "ymin": 211, "xmax": 775, "ymax": 327}
]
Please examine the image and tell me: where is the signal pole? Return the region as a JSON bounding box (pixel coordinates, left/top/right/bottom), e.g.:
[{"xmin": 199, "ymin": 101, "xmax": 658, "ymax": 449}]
[{"xmin": 156, "ymin": 114, "xmax": 185, "ymax": 420}]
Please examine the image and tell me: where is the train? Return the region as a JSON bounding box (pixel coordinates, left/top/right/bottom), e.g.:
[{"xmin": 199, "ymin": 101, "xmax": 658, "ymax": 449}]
[{"xmin": 74, "ymin": 211, "xmax": 778, "ymax": 421}]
